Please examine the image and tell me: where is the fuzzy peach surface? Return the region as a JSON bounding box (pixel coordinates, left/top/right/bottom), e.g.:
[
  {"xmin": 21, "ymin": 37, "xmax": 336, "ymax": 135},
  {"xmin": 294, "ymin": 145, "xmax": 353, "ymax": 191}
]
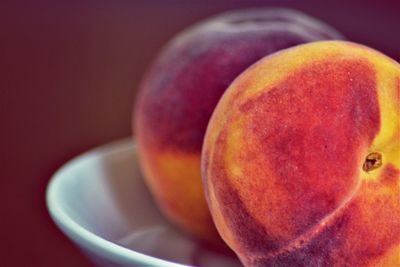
[
  {"xmin": 135, "ymin": 147, "xmax": 218, "ymax": 240},
  {"xmin": 133, "ymin": 9, "xmax": 344, "ymax": 245},
  {"xmin": 202, "ymin": 41, "xmax": 400, "ymax": 266}
]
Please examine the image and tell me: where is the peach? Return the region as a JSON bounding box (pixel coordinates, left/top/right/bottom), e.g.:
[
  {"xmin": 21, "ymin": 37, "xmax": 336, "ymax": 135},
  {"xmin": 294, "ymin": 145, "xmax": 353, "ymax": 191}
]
[
  {"xmin": 202, "ymin": 41, "xmax": 400, "ymax": 266},
  {"xmin": 134, "ymin": 8, "xmax": 344, "ymax": 242}
]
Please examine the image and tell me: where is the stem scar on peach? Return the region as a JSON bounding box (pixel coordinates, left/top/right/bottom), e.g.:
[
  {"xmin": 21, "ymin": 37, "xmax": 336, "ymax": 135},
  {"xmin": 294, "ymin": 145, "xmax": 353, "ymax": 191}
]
[
  {"xmin": 201, "ymin": 41, "xmax": 400, "ymax": 266},
  {"xmin": 363, "ymin": 152, "xmax": 382, "ymax": 172}
]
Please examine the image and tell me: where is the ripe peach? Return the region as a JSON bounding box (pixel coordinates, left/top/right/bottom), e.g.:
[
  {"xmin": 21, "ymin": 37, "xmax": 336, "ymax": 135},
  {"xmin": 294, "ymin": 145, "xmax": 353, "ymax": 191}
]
[
  {"xmin": 202, "ymin": 41, "xmax": 400, "ymax": 266},
  {"xmin": 134, "ymin": 8, "xmax": 344, "ymax": 241}
]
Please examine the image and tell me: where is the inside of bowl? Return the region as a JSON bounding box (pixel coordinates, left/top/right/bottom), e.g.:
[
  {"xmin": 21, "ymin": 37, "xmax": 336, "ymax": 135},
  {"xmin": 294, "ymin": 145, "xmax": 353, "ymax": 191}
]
[{"xmin": 53, "ymin": 140, "xmax": 241, "ymax": 267}]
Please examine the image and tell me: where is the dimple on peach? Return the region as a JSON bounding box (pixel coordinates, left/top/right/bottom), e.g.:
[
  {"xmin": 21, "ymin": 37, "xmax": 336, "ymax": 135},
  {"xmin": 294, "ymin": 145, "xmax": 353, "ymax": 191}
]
[{"xmin": 202, "ymin": 41, "xmax": 400, "ymax": 266}]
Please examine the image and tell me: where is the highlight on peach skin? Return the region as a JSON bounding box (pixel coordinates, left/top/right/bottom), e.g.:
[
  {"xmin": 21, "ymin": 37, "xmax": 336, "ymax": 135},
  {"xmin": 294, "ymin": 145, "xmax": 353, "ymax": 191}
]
[
  {"xmin": 133, "ymin": 8, "xmax": 344, "ymax": 243},
  {"xmin": 202, "ymin": 41, "xmax": 400, "ymax": 266}
]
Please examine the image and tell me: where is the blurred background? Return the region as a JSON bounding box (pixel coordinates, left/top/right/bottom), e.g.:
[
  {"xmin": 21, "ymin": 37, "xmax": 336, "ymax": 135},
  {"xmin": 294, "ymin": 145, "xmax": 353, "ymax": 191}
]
[{"xmin": 1, "ymin": 0, "xmax": 399, "ymax": 266}]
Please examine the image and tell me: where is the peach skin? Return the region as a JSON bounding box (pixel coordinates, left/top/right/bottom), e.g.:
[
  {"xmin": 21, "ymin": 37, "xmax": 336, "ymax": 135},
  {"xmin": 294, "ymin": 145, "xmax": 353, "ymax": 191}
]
[
  {"xmin": 201, "ymin": 41, "xmax": 400, "ymax": 266},
  {"xmin": 134, "ymin": 8, "xmax": 343, "ymax": 243}
]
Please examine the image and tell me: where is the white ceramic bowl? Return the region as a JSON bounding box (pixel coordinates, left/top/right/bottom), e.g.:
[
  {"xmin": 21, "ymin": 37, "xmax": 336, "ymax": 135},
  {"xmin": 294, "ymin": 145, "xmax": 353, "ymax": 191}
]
[{"xmin": 46, "ymin": 139, "xmax": 241, "ymax": 267}]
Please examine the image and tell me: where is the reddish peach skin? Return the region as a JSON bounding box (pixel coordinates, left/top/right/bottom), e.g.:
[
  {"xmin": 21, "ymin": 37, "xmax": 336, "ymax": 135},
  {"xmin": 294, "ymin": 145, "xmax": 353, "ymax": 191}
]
[
  {"xmin": 202, "ymin": 41, "xmax": 400, "ymax": 266},
  {"xmin": 134, "ymin": 8, "xmax": 344, "ymax": 243}
]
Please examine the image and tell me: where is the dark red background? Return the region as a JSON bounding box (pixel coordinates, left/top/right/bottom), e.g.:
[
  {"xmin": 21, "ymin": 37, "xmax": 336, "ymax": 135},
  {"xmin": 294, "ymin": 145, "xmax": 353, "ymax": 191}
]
[{"xmin": 1, "ymin": 1, "xmax": 399, "ymax": 266}]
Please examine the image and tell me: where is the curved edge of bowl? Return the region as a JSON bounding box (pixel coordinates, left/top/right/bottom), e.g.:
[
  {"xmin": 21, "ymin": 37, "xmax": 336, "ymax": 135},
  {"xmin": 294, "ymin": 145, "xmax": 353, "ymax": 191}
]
[{"xmin": 46, "ymin": 138, "xmax": 190, "ymax": 267}]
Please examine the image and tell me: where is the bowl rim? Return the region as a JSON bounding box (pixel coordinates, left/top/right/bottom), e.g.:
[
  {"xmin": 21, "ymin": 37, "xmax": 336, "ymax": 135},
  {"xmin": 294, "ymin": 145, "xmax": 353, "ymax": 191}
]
[{"xmin": 46, "ymin": 138, "xmax": 189, "ymax": 267}]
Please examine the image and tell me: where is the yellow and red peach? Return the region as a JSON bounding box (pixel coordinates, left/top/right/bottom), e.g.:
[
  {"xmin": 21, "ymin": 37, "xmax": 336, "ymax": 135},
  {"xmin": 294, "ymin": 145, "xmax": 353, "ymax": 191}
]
[
  {"xmin": 202, "ymin": 41, "xmax": 400, "ymax": 266},
  {"xmin": 134, "ymin": 8, "xmax": 344, "ymax": 242}
]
